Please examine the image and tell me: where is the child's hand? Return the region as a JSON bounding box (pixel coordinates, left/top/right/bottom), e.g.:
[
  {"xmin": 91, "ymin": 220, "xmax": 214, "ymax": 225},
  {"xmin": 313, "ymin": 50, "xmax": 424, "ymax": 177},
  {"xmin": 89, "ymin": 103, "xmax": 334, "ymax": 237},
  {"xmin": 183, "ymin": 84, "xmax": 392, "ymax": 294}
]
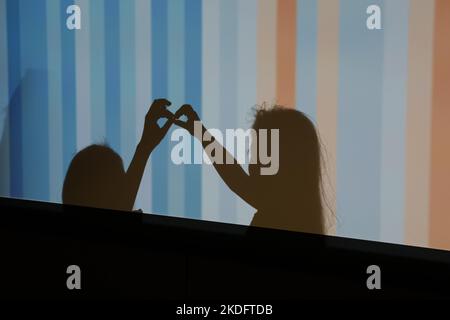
[
  {"xmin": 140, "ymin": 99, "xmax": 175, "ymax": 150},
  {"xmin": 173, "ymin": 104, "xmax": 201, "ymax": 137}
]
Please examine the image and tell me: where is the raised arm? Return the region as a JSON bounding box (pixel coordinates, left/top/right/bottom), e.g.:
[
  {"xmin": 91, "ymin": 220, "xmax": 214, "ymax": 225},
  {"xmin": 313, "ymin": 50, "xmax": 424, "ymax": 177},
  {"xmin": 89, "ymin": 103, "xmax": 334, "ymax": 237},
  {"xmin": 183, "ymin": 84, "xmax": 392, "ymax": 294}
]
[
  {"xmin": 174, "ymin": 105, "xmax": 259, "ymax": 208},
  {"xmin": 124, "ymin": 99, "xmax": 174, "ymax": 210}
]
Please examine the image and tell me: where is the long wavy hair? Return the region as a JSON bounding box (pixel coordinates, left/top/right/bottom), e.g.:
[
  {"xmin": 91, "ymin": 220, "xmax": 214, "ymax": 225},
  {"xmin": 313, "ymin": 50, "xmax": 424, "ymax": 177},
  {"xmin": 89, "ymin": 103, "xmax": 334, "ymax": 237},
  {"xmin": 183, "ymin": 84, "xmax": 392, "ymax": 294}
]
[{"xmin": 249, "ymin": 105, "xmax": 333, "ymax": 234}]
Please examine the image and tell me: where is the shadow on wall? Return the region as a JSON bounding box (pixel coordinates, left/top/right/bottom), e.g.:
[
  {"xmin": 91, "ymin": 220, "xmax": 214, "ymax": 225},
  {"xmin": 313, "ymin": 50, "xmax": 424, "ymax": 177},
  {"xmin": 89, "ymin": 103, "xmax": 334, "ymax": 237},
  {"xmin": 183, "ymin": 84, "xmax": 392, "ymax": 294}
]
[{"xmin": 0, "ymin": 70, "xmax": 50, "ymax": 199}]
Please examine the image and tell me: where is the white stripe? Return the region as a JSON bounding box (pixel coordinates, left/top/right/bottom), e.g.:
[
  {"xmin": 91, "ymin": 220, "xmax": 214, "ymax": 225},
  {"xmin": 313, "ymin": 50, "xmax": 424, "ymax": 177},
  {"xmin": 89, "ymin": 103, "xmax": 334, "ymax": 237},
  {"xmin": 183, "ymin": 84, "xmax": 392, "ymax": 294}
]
[
  {"xmin": 380, "ymin": 0, "xmax": 410, "ymax": 244},
  {"xmin": 201, "ymin": 0, "xmax": 221, "ymax": 222},
  {"xmin": 236, "ymin": 0, "xmax": 257, "ymax": 225}
]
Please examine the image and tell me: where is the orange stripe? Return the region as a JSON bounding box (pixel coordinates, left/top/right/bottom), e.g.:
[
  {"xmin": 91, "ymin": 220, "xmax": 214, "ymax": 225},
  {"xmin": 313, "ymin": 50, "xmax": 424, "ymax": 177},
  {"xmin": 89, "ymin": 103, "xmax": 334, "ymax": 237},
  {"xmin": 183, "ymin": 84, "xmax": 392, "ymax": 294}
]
[
  {"xmin": 316, "ymin": 0, "xmax": 339, "ymax": 235},
  {"xmin": 405, "ymin": 0, "xmax": 435, "ymax": 247},
  {"xmin": 276, "ymin": 0, "xmax": 296, "ymax": 108},
  {"xmin": 429, "ymin": 0, "xmax": 450, "ymax": 250}
]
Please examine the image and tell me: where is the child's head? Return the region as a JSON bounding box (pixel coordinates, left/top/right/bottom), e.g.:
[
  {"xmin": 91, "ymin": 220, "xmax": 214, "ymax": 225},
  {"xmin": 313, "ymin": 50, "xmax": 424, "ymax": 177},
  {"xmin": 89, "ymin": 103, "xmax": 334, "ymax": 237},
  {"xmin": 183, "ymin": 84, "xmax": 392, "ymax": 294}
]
[
  {"xmin": 62, "ymin": 144, "xmax": 129, "ymax": 211},
  {"xmin": 249, "ymin": 106, "xmax": 321, "ymax": 180},
  {"xmin": 249, "ymin": 105, "xmax": 324, "ymax": 232}
]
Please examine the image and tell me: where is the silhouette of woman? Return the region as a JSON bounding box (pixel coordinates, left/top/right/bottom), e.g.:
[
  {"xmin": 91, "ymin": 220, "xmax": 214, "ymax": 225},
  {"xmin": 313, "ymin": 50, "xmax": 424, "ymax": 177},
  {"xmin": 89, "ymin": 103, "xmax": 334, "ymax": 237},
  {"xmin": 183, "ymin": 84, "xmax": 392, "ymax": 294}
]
[
  {"xmin": 62, "ymin": 99, "xmax": 175, "ymax": 211},
  {"xmin": 174, "ymin": 104, "xmax": 325, "ymax": 234}
]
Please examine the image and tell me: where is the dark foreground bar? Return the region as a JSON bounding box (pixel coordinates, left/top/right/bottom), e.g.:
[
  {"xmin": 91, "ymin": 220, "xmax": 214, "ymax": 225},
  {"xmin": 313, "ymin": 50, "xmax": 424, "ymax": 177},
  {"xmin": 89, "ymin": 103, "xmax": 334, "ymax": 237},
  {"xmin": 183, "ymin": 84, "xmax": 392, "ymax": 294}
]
[{"xmin": 0, "ymin": 197, "xmax": 449, "ymax": 300}]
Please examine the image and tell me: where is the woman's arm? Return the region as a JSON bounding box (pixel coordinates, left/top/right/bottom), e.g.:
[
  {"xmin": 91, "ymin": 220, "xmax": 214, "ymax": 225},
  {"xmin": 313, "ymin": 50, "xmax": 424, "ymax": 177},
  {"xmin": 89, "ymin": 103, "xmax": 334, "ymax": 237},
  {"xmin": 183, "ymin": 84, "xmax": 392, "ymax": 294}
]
[{"xmin": 174, "ymin": 105, "xmax": 259, "ymax": 208}]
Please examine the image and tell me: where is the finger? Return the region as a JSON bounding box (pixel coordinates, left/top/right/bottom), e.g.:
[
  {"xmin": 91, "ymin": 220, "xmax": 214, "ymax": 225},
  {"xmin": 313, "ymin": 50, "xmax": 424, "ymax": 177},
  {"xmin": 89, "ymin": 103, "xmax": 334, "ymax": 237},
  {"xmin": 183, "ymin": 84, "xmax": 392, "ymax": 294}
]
[
  {"xmin": 160, "ymin": 116, "xmax": 175, "ymax": 134},
  {"xmin": 182, "ymin": 104, "xmax": 199, "ymax": 120},
  {"xmin": 174, "ymin": 104, "xmax": 192, "ymax": 118},
  {"xmin": 146, "ymin": 99, "xmax": 173, "ymax": 120},
  {"xmin": 173, "ymin": 119, "xmax": 189, "ymax": 130},
  {"xmin": 154, "ymin": 98, "xmax": 172, "ymax": 108},
  {"xmin": 160, "ymin": 108, "xmax": 175, "ymax": 120}
]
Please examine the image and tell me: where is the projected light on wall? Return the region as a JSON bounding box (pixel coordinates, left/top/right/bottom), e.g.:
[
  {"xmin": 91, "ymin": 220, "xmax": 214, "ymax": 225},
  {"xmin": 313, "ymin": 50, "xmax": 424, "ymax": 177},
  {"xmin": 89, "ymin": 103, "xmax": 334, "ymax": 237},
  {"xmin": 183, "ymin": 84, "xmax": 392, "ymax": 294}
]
[{"xmin": 0, "ymin": 0, "xmax": 449, "ymax": 250}]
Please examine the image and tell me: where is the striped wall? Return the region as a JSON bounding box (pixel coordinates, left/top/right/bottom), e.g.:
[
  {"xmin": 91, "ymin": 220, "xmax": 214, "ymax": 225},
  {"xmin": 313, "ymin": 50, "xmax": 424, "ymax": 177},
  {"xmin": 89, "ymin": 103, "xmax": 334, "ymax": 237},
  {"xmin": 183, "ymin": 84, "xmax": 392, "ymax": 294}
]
[{"xmin": 1, "ymin": 0, "xmax": 450, "ymax": 250}]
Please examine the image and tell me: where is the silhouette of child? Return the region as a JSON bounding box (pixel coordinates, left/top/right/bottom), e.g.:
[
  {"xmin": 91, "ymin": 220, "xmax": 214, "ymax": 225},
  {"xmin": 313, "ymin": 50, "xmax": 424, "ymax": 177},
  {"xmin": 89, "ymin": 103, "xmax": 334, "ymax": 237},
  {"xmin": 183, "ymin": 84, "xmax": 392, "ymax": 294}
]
[
  {"xmin": 62, "ymin": 99, "xmax": 174, "ymax": 211},
  {"xmin": 174, "ymin": 104, "xmax": 325, "ymax": 234}
]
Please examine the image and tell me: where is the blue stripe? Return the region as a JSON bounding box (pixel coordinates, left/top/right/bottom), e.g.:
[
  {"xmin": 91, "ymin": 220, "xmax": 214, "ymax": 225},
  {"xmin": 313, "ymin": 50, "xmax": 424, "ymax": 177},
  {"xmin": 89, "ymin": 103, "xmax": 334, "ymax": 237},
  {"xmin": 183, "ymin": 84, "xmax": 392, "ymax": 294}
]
[
  {"xmin": 218, "ymin": 0, "xmax": 238, "ymax": 223},
  {"xmin": 0, "ymin": 0, "xmax": 10, "ymax": 198},
  {"xmin": 46, "ymin": 0, "xmax": 64, "ymax": 203},
  {"xmin": 0, "ymin": 0, "xmax": 7, "ymax": 111},
  {"xmin": 74, "ymin": 0, "xmax": 92, "ymax": 150},
  {"xmin": 104, "ymin": 0, "xmax": 121, "ymax": 153},
  {"xmin": 167, "ymin": 0, "xmax": 186, "ymax": 217},
  {"xmin": 61, "ymin": 0, "xmax": 77, "ymax": 177},
  {"xmin": 336, "ymin": 0, "xmax": 384, "ymax": 240},
  {"xmin": 151, "ymin": 0, "xmax": 169, "ymax": 214},
  {"xmin": 185, "ymin": 0, "xmax": 202, "ymax": 219},
  {"xmin": 296, "ymin": 0, "xmax": 318, "ymax": 121},
  {"xmin": 19, "ymin": 0, "xmax": 49, "ymax": 200},
  {"xmin": 7, "ymin": 0, "xmax": 22, "ymax": 198},
  {"xmin": 134, "ymin": 0, "xmax": 152, "ymax": 213}
]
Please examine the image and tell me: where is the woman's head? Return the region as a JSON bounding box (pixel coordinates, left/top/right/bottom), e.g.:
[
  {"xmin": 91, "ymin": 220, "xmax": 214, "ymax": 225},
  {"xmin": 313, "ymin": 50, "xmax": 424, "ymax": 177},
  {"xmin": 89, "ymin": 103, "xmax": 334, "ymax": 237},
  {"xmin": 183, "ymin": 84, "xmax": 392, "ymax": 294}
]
[
  {"xmin": 249, "ymin": 105, "xmax": 324, "ymax": 233},
  {"xmin": 62, "ymin": 144, "xmax": 129, "ymax": 211}
]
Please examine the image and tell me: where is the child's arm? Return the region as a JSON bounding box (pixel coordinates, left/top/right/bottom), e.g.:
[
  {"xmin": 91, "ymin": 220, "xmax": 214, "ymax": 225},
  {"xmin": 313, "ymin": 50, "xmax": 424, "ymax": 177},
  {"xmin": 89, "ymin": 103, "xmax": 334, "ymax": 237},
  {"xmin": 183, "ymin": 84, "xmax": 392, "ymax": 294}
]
[
  {"xmin": 174, "ymin": 105, "xmax": 259, "ymax": 209},
  {"xmin": 124, "ymin": 99, "xmax": 174, "ymax": 210}
]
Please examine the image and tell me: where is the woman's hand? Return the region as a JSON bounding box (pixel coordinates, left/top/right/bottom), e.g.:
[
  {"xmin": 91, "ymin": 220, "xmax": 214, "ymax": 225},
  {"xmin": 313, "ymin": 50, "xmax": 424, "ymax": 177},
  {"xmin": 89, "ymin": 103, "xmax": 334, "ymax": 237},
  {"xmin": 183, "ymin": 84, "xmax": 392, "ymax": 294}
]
[
  {"xmin": 173, "ymin": 104, "xmax": 202, "ymax": 139},
  {"xmin": 140, "ymin": 98, "xmax": 175, "ymax": 151}
]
